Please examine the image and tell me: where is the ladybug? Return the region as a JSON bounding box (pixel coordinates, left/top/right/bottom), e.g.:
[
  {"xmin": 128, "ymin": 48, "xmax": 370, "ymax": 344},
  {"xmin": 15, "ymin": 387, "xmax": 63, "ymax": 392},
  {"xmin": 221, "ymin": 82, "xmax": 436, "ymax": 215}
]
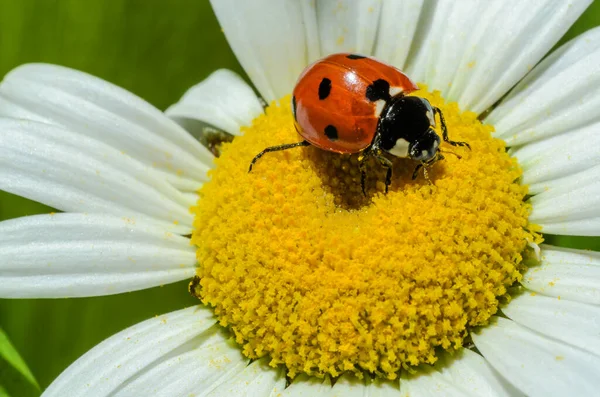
[{"xmin": 249, "ymin": 53, "xmax": 470, "ymax": 194}]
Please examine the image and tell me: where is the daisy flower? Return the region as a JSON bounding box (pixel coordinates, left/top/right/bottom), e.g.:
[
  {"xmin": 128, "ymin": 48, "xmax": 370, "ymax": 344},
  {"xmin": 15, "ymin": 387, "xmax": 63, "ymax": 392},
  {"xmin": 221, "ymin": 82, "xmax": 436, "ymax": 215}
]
[{"xmin": 2, "ymin": 0, "xmax": 600, "ymax": 396}]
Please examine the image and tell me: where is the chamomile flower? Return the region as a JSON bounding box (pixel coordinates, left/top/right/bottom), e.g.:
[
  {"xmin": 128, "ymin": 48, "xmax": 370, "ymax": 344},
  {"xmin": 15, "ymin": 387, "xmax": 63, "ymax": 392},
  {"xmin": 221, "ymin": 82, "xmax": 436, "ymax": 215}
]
[{"xmin": 1, "ymin": 1, "xmax": 600, "ymax": 396}]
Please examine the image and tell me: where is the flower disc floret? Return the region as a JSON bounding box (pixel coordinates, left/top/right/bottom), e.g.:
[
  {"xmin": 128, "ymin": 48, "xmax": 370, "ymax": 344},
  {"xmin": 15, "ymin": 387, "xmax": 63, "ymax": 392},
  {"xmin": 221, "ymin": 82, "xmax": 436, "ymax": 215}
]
[{"xmin": 190, "ymin": 87, "xmax": 537, "ymax": 379}]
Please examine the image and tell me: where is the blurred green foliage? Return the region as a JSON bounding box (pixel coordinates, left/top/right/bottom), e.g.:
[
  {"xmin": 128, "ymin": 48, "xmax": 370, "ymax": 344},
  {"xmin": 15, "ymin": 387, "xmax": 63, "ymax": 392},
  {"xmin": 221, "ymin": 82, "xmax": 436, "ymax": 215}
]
[
  {"xmin": 0, "ymin": 0, "xmax": 599, "ymax": 393},
  {"xmin": 0, "ymin": 0, "xmax": 242, "ymax": 391},
  {"xmin": 0, "ymin": 328, "xmax": 39, "ymax": 397}
]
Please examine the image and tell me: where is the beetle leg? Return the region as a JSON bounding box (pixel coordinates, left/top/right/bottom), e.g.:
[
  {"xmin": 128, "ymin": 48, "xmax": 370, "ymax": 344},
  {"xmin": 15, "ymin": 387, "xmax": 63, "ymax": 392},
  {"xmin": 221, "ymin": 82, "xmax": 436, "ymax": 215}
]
[
  {"xmin": 439, "ymin": 148, "xmax": 461, "ymax": 159},
  {"xmin": 374, "ymin": 153, "xmax": 393, "ymax": 194},
  {"xmin": 434, "ymin": 107, "xmax": 471, "ymax": 150},
  {"xmin": 384, "ymin": 167, "xmax": 392, "ymax": 193},
  {"xmin": 249, "ymin": 140, "xmax": 310, "ymax": 172},
  {"xmin": 414, "ymin": 161, "xmax": 433, "ymax": 185},
  {"xmin": 358, "ymin": 152, "xmax": 369, "ymax": 196},
  {"xmin": 413, "ymin": 153, "xmax": 445, "ymax": 184},
  {"xmin": 422, "ymin": 164, "xmax": 432, "ymax": 184},
  {"xmin": 412, "ymin": 163, "xmax": 423, "ymax": 180}
]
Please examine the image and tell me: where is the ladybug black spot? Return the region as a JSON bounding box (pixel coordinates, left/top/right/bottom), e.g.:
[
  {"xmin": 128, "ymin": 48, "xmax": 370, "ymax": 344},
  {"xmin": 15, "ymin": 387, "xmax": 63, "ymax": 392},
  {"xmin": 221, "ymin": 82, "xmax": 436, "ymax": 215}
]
[
  {"xmin": 292, "ymin": 95, "xmax": 297, "ymax": 118},
  {"xmin": 347, "ymin": 54, "xmax": 366, "ymax": 60},
  {"xmin": 319, "ymin": 78, "xmax": 332, "ymax": 100},
  {"xmin": 324, "ymin": 125, "xmax": 338, "ymax": 141},
  {"xmin": 366, "ymin": 79, "xmax": 391, "ymax": 102}
]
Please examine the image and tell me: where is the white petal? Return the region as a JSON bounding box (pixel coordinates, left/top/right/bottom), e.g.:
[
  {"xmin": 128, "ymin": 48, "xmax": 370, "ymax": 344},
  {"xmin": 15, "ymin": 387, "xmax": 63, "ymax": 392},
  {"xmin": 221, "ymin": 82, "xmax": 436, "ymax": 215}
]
[
  {"xmin": 472, "ymin": 316, "xmax": 600, "ymax": 397},
  {"xmin": 528, "ymin": 240, "xmax": 541, "ymax": 261},
  {"xmin": 154, "ymin": 168, "xmax": 205, "ymax": 193},
  {"xmin": 537, "ymin": 217, "xmax": 600, "ymax": 236},
  {"xmin": 0, "ymin": 213, "xmax": 196, "ymax": 298},
  {"xmin": 322, "ymin": 374, "xmax": 399, "ymax": 397},
  {"xmin": 503, "ymin": 293, "xmax": 600, "ymax": 358},
  {"xmin": 210, "ymin": 0, "xmax": 310, "ymax": 102},
  {"xmin": 316, "ymin": 0, "xmax": 382, "ymax": 56},
  {"xmin": 406, "ymin": 0, "xmax": 485, "ymax": 94},
  {"xmin": 368, "ymin": 378, "xmax": 402, "ymax": 397},
  {"xmin": 43, "ymin": 306, "xmax": 224, "ymax": 397},
  {"xmin": 400, "ymin": 366, "xmax": 467, "ymax": 397},
  {"xmin": 114, "ymin": 330, "xmax": 247, "ymax": 396},
  {"xmin": 528, "ymin": 170, "xmax": 600, "ymax": 225},
  {"xmin": 513, "ymin": 122, "xmax": 600, "ymax": 186},
  {"xmin": 205, "ymin": 358, "xmax": 285, "ymax": 397},
  {"xmin": 166, "ymin": 69, "xmax": 264, "ymax": 136},
  {"xmin": 300, "ymin": 0, "xmax": 321, "ymax": 63},
  {"xmin": 489, "ymin": 27, "xmax": 600, "ymax": 146},
  {"xmin": 373, "ymin": 0, "xmax": 424, "ymax": 70},
  {"xmin": 0, "ymin": 119, "xmax": 193, "ymax": 233},
  {"xmin": 0, "ymin": 63, "xmax": 212, "ymax": 185},
  {"xmin": 527, "ymin": 164, "xmax": 600, "ymax": 196},
  {"xmin": 439, "ymin": 349, "xmax": 523, "ymax": 397},
  {"xmin": 399, "ymin": 349, "xmax": 520, "ymax": 397},
  {"xmin": 521, "ymin": 244, "xmax": 600, "ymax": 304},
  {"xmin": 281, "ymin": 375, "xmax": 331, "ymax": 397},
  {"xmin": 282, "ymin": 374, "xmax": 400, "ymax": 397},
  {"xmin": 406, "ymin": 0, "xmax": 591, "ymax": 114}
]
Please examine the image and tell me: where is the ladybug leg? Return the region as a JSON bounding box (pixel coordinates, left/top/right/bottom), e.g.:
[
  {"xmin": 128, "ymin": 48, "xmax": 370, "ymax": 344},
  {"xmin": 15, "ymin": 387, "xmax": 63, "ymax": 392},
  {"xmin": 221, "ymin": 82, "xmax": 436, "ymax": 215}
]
[
  {"xmin": 434, "ymin": 107, "xmax": 471, "ymax": 150},
  {"xmin": 358, "ymin": 152, "xmax": 370, "ymax": 196},
  {"xmin": 423, "ymin": 166, "xmax": 432, "ymax": 184},
  {"xmin": 413, "ymin": 162, "xmax": 433, "ymax": 185},
  {"xmin": 424, "ymin": 154, "xmax": 444, "ymax": 184},
  {"xmin": 412, "ymin": 153, "xmax": 445, "ymax": 184},
  {"xmin": 412, "ymin": 163, "xmax": 423, "ymax": 180},
  {"xmin": 248, "ymin": 141, "xmax": 310, "ymax": 172},
  {"xmin": 384, "ymin": 167, "xmax": 392, "ymax": 193},
  {"xmin": 439, "ymin": 149, "xmax": 462, "ymax": 160},
  {"xmin": 374, "ymin": 153, "xmax": 393, "ymax": 194}
]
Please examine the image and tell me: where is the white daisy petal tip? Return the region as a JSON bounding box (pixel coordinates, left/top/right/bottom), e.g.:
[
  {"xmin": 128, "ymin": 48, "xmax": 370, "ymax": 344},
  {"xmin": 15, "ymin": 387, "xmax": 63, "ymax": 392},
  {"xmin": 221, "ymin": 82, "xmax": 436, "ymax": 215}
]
[
  {"xmin": 210, "ymin": 0, "xmax": 311, "ymax": 102},
  {"xmin": 473, "ymin": 316, "xmax": 600, "ymax": 397},
  {"xmin": 166, "ymin": 68, "xmax": 264, "ymax": 137},
  {"xmin": 490, "ymin": 25, "xmax": 600, "ymax": 146},
  {"xmin": 0, "ymin": 62, "xmax": 214, "ymax": 178},
  {"xmin": 0, "ymin": 118, "xmax": 195, "ymax": 232},
  {"xmin": 42, "ymin": 305, "xmax": 222, "ymax": 397},
  {"xmin": 0, "ymin": 213, "xmax": 197, "ymax": 298},
  {"xmin": 44, "ymin": 306, "xmax": 285, "ymax": 397},
  {"xmin": 407, "ymin": 0, "xmax": 592, "ymax": 114}
]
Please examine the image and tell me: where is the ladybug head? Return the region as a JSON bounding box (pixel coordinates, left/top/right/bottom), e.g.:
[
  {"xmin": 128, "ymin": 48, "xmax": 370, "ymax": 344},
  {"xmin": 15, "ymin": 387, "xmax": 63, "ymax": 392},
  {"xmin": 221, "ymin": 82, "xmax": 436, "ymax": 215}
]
[{"xmin": 377, "ymin": 96, "xmax": 441, "ymax": 162}]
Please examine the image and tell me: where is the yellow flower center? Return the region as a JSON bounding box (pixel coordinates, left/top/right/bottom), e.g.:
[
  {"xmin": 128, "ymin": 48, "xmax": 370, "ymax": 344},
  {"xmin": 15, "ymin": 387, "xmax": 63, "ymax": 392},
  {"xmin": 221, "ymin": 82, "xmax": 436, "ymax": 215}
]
[{"xmin": 190, "ymin": 87, "xmax": 538, "ymax": 379}]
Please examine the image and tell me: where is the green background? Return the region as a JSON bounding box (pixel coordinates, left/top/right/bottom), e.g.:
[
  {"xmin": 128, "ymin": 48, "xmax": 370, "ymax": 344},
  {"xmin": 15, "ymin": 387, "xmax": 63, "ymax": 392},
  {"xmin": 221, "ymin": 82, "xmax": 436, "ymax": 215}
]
[{"xmin": 0, "ymin": 0, "xmax": 599, "ymax": 394}]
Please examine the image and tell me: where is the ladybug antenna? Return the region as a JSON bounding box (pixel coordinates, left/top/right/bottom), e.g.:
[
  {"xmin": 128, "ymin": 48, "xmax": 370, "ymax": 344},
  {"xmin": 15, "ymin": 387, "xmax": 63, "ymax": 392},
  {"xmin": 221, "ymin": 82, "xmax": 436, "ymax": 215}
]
[{"xmin": 249, "ymin": 141, "xmax": 311, "ymax": 172}]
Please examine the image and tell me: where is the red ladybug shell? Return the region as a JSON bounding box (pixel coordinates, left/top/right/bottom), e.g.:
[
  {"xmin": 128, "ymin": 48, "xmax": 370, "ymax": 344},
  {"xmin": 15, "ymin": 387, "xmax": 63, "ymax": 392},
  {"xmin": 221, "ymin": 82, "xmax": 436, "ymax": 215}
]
[{"xmin": 292, "ymin": 53, "xmax": 419, "ymax": 154}]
